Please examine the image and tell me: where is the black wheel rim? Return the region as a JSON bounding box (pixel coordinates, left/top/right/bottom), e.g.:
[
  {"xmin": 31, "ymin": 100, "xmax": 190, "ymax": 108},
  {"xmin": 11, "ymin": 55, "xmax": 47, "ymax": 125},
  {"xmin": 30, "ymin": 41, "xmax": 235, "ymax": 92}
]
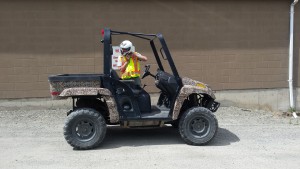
[
  {"xmin": 188, "ymin": 116, "xmax": 210, "ymax": 138},
  {"xmin": 72, "ymin": 118, "xmax": 96, "ymax": 141}
]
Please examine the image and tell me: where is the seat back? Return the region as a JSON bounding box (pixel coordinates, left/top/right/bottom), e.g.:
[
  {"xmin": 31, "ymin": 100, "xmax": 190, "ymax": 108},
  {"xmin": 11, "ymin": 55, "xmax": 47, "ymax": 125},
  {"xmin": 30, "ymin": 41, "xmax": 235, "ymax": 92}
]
[{"xmin": 110, "ymin": 69, "xmax": 120, "ymax": 80}]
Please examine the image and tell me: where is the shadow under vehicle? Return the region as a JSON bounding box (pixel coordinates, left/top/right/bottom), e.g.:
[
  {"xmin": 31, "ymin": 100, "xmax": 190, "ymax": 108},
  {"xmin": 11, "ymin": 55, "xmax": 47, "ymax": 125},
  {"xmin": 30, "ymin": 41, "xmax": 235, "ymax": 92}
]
[{"xmin": 48, "ymin": 28, "xmax": 220, "ymax": 149}]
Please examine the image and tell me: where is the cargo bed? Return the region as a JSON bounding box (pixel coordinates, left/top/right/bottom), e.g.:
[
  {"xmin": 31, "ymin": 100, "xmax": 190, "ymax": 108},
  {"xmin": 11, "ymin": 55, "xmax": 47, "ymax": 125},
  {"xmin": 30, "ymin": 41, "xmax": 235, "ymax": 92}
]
[{"xmin": 48, "ymin": 74, "xmax": 103, "ymax": 99}]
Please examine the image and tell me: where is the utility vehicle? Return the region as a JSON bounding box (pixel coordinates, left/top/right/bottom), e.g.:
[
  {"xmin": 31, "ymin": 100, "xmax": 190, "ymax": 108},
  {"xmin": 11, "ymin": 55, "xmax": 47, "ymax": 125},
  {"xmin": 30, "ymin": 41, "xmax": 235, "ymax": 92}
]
[{"xmin": 48, "ymin": 28, "xmax": 220, "ymax": 149}]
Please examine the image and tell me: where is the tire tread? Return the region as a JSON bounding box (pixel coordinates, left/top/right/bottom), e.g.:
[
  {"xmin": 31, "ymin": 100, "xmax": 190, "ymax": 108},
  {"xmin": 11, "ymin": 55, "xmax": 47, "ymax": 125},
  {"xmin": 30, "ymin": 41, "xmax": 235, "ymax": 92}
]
[
  {"xmin": 63, "ymin": 108, "xmax": 106, "ymax": 150},
  {"xmin": 179, "ymin": 107, "xmax": 218, "ymax": 145}
]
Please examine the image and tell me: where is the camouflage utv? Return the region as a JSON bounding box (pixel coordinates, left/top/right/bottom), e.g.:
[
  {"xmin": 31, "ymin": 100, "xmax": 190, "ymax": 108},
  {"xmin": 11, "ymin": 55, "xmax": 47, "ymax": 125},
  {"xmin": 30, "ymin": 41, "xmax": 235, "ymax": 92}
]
[{"xmin": 48, "ymin": 28, "xmax": 220, "ymax": 149}]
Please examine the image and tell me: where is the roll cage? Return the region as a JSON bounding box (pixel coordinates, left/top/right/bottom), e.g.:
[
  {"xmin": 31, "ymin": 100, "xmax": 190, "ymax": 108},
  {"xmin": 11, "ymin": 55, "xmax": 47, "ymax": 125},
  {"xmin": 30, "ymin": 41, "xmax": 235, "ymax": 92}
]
[{"xmin": 102, "ymin": 28, "xmax": 183, "ymax": 88}]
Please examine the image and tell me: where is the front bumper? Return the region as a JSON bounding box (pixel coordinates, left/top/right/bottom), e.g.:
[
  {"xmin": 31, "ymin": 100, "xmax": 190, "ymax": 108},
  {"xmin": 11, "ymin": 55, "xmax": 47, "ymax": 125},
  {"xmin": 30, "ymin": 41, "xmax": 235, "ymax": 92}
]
[{"xmin": 207, "ymin": 100, "xmax": 220, "ymax": 112}]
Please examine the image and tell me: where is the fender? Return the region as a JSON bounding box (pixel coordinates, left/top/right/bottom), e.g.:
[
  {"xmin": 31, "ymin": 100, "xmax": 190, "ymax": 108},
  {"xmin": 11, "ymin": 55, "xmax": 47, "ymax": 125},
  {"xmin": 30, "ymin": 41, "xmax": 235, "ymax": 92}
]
[
  {"xmin": 60, "ymin": 87, "xmax": 119, "ymax": 123},
  {"xmin": 172, "ymin": 77, "xmax": 216, "ymax": 120}
]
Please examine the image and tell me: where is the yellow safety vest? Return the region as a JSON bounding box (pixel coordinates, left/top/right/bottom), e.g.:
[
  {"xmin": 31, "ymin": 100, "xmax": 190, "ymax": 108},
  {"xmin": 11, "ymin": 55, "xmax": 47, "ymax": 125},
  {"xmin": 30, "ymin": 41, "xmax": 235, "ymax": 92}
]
[{"xmin": 120, "ymin": 53, "xmax": 141, "ymax": 79}]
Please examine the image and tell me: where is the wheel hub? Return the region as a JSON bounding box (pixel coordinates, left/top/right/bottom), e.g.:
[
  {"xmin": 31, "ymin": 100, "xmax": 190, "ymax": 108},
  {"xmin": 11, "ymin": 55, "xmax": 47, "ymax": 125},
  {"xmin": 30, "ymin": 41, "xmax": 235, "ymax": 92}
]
[
  {"xmin": 191, "ymin": 119, "xmax": 206, "ymax": 133},
  {"xmin": 76, "ymin": 121, "xmax": 95, "ymax": 139}
]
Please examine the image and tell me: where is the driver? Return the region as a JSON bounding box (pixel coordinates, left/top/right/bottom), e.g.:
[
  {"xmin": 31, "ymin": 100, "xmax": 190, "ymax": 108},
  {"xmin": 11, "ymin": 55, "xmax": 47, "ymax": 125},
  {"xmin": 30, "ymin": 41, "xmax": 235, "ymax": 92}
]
[{"xmin": 117, "ymin": 40, "xmax": 147, "ymax": 86}]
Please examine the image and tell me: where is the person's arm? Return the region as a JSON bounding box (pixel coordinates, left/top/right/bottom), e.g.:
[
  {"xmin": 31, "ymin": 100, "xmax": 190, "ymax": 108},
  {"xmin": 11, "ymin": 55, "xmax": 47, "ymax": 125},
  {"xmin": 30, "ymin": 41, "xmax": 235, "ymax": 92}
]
[
  {"xmin": 117, "ymin": 55, "xmax": 128, "ymax": 72},
  {"xmin": 119, "ymin": 61, "xmax": 128, "ymax": 72},
  {"xmin": 133, "ymin": 52, "xmax": 147, "ymax": 61}
]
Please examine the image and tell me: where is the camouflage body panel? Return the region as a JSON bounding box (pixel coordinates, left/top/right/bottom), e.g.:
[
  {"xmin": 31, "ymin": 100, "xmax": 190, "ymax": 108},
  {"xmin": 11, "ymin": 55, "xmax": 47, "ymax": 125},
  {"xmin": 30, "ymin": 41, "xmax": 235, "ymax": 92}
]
[
  {"xmin": 172, "ymin": 77, "xmax": 216, "ymax": 120},
  {"xmin": 59, "ymin": 87, "xmax": 111, "ymax": 97},
  {"xmin": 181, "ymin": 77, "xmax": 215, "ymax": 99},
  {"xmin": 102, "ymin": 95, "xmax": 119, "ymax": 123},
  {"xmin": 49, "ymin": 80, "xmax": 101, "ymax": 100},
  {"xmin": 59, "ymin": 87, "xmax": 119, "ymax": 123}
]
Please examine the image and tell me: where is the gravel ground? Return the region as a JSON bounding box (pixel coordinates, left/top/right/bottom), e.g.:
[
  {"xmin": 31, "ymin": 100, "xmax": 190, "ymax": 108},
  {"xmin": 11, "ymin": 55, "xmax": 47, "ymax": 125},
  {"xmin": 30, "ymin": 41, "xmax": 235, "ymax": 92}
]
[{"xmin": 0, "ymin": 98, "xmax": 299, "ymax": 169}]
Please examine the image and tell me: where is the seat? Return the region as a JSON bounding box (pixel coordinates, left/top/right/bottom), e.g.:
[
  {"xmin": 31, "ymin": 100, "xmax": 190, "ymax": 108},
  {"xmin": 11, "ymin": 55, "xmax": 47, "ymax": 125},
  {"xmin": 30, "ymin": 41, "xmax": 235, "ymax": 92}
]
[
  {"xmin": 120, "ymin": 80, "xmax": 142, "ymax": 96},
  {"xmin": 111, "ymin": 69, "xmax": 142, "ymax": 96},
  {"xmin": 110, "ymin": 69, "xmax": 120, "ymax": 80}
]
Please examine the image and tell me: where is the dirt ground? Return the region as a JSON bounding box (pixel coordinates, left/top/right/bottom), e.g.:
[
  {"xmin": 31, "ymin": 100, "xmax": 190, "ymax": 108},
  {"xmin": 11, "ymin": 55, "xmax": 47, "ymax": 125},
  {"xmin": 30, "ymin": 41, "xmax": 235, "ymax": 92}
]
[{"xmin": 0, "ymin": 98, "xmax": 299, "ymax": 169}]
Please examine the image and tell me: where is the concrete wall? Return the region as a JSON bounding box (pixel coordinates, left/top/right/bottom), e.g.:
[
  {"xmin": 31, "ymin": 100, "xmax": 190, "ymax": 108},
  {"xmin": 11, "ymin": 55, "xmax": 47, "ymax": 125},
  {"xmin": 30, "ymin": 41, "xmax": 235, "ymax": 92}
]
[
  {"xmin": 0, "ymin": 0, "xmax": 299, "ymax": 108},
  {"xmin": 215, "ymin": 88, "xmax": 300, "ymax": 112}
]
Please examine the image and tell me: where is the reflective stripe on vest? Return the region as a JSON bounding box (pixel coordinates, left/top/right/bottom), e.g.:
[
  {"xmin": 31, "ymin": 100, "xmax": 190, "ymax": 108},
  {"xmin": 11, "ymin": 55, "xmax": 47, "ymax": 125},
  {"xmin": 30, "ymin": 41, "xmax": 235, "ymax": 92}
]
[{"xmin": 120, "ymin": 54, "xmax": 141, "ymax": 79}]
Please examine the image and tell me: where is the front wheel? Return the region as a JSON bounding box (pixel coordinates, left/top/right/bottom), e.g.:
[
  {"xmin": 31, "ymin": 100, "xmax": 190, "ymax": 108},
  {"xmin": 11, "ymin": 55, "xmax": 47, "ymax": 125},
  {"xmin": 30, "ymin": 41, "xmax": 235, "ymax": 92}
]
[
  {"xmin": 63, "ymin": 108, "xmax": 107, "ymax": 149},
  {"xmin": 179, "ymin": 107, "xmax": 218, "ymax": 145}
]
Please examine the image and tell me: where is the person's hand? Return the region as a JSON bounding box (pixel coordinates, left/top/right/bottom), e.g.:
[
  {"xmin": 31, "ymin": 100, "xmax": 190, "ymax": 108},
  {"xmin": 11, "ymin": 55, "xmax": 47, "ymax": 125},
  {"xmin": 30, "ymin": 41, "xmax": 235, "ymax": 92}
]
[
  {"xmin": 125, "ymin": 55, "xmax": 130, "ymax": 61},
  {"xmin": 119, "ymin": 61, "xmax": 128, "ymax": 72}
]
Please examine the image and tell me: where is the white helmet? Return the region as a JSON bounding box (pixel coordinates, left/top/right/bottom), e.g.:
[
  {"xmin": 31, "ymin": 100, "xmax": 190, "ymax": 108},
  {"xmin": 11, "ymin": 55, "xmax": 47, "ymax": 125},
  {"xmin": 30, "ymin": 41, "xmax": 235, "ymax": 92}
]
[{"xmin": 120, "ymin": 40, "xmax": 133, "ymax": 56}]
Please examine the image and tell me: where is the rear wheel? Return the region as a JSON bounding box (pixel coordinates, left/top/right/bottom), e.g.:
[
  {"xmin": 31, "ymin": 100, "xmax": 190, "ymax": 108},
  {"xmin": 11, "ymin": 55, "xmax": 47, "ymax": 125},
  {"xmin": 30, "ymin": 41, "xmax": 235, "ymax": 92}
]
[
  {"xmin": 179, "ymin": 107, "xmax": 218, "ymax": 145},
  {"xmin": 63, "ymin": 108, "xmax": 106, "ymax": 149}
]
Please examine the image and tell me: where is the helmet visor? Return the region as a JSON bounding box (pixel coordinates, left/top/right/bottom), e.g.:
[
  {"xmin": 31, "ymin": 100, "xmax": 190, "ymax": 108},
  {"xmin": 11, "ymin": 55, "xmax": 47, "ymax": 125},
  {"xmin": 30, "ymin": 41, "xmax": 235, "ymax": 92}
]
[{"xmin": 121, "ymin": 47, "xmax": 131, "ymax": 55}]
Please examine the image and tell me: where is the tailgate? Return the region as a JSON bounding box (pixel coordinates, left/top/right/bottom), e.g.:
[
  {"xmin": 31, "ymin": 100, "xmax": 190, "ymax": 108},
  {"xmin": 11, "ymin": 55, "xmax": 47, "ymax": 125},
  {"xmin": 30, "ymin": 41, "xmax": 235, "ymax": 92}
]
[{"xmin": 48, "ymin": 74, "xmax": 103, "ymax": 99}]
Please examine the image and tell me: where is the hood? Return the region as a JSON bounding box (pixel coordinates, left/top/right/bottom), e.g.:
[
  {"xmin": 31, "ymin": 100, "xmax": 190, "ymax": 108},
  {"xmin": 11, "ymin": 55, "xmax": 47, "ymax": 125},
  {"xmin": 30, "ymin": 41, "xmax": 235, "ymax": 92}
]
[
  {"xmin": 182, "ymin": 77, "xmax": 209, "ymax": 89},
  {"xmin": 181, "ymin": 77, "xmax": 215, "ymax": 99}
]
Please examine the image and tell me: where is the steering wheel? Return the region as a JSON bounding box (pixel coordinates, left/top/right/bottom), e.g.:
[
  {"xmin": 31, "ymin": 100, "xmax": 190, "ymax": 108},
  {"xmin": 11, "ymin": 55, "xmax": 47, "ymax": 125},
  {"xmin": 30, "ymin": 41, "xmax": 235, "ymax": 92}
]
[{"xmin": 141, "ymin": 65, "xmax": 151, "ymax": 79}]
